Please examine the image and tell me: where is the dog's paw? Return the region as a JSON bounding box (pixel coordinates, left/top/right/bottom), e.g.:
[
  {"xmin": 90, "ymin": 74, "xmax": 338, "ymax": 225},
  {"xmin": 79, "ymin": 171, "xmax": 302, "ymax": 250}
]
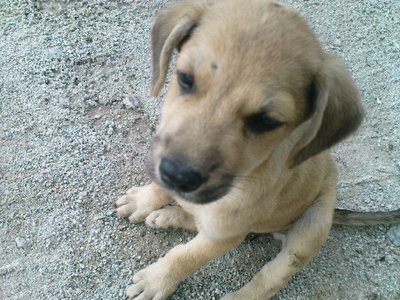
[
  {"xmin": 126, "ymin": 261, "xmax": 178, "ymax": 300},
  {"xmin": 115, "ymin": 184, "xmax": 171, "ymax": 224},
  {"xmin": 145, "ymin": 206, "xmax": 181, "ymax": 229},
  {"xmin": 145, "ymin": 210, "xmax": 168, "ymax": 229},
  {"xmin": 145, "ymin": 206, "xmax": 197, "ymax": 231}
]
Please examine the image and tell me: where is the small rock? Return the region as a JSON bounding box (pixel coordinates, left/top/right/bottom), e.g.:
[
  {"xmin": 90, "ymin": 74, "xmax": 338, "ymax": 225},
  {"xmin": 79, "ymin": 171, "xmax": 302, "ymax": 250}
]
[
  {"xmin": 387, "ymin": 224, "xmax": 400, "ymax": 246},
  {"xmin": 118, "ymin": 225, "xmax": 128, "ymax": 231},
  {"xmin": 333, "ymin": 39, "xmax": 342, "ymax": 47},
  {"xmin": 78, "ymin": 191, "xmax": 87, "ymax": 198},
  {"xmin": 102, "ymin": 144, "xmax": 111, "ymax": 153},
  {"xmin": 15, "ymin": 237, "xmax": 27, "ymax": 248},
  {"xmin": 59, "ymin": 97, "xmax": 70, "ymax": 106},
  {"xmin": 107, "ymin": 125, "xmax": 114, "ymax": 135},
  {"xmin": 45, "ymin": 46, "xmax": 63, "ymax": 58},
  {"xmin": 0, "ymin": 261, "xmax": 22, "ymax": 276},
  {"xmin": 355, "ymin": 33, "xmax": 363, "ymax": 39},
  {"xmin": 106, "ymin": 210, "xmax": 115, "ymax": 216},
  {"xmin": 123, "ymin": 95, "xmax": 140, "ymax": 109},
  {"xmin": 85, "ymin": 99, "xmax": 98, "ymax": 107}
]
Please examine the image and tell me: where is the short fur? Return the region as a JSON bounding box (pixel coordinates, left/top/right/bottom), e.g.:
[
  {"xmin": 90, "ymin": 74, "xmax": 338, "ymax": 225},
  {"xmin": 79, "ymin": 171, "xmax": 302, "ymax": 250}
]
[{"xmin": 115, "ymin": 1, "xmax": 400, "ymax": 299}]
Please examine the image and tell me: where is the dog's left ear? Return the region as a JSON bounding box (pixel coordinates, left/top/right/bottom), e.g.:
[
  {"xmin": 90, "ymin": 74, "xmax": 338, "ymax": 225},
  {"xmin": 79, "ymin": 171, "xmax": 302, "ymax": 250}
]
[
  {"xmin": 151, "ymin": 0, "xmax": 212, "ymax": 97},
  {"xmin": 288, "ymin": 54, "xmax": 364, "ymax": 168}
]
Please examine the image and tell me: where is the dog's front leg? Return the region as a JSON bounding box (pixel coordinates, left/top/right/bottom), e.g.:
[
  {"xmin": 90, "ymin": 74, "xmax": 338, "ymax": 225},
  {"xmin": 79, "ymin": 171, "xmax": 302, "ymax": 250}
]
[
  {"xmin": 127, "ymin": 232, "xmax": 246, "ymax": 300},
  {"xmin": 222, "ymin": 194, "xmax": 335, "ymax": 300},
  {"xmin": 115, "ymin": 182, "xmax": 172, "ymax": 223}
]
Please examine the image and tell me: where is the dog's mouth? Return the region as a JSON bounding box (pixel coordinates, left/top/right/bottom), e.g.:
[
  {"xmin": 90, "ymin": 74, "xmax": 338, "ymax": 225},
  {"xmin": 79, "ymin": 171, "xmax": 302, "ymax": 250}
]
[
  {"xmin": 174, "ymin": 179, "xmax": 232, "ymax": 204},
  {"xmin": 188, "ymin": 180, "xmax": 231, "ymax": 204},
  {"xmin": 146, "ymin": 156, "xmax": 233, "ymax": 204},
  {"xmin": 159, "ymin": 177, "xmax": 233, "ymax": 204}
]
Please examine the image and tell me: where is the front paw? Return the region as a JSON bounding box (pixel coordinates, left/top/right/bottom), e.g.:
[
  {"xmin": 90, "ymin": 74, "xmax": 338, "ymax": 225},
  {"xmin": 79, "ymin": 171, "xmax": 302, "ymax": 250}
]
[
  {"xmin": 145, "ymin": 206, "xmax": 186, "ymax": 229},
  {"xmin": 115, "ymin": 184, "xmax": 171, "ymax": 224},
  {"xmin": 126, "ymin": 261, "xmax": 179, "ymax": 300}
]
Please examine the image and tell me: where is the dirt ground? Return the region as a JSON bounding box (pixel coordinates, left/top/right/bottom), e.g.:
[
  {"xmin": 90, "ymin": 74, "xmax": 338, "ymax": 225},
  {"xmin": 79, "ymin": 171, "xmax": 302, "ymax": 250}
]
[{"xmin": 0, "ymin": 0, "xmax": 399, "ymax": 299}]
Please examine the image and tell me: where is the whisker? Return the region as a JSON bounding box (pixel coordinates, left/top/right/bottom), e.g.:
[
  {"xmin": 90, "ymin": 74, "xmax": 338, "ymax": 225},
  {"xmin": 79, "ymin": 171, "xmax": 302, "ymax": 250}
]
[
  {"xmin": 226, "ymin": 183, "xmax": 246, "ymax": 192},
  {"xmin": 227, "ymin": 175, "xmax": 262, "ymax": 185}
]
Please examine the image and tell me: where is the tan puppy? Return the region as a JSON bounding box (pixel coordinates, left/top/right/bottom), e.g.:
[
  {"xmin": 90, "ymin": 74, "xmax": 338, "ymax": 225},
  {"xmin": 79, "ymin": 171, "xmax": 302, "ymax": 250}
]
[{"xmin": 115, "ymin": 0, "xmax": 400, "ymax": 299}]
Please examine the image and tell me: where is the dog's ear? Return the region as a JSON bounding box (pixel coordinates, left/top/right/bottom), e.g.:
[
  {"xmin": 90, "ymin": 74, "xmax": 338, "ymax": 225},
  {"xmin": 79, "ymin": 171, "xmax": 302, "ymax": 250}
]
[
  {"xmin": 288, "ymin": 54, "xmax": 364, "ymax": 168},
  {"xmin": 151, "ymin": 0, "xmax": 212, "ymax": 97}
]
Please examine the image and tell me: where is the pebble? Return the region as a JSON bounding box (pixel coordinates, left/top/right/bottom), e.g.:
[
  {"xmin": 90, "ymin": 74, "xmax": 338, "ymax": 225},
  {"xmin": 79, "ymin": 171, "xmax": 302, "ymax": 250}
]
[
  {"xmin": 0, "ymin": 262, "xmax": 22, "ymax": 276},
  {"xmin": 78, "ymin": 191, "xmax": 88, "ymax": 198},
  {"xmin": 355, "ymin": 33, "xmax": 363, "ymax": 39},
  {"xmin": 387, "ymin": 224, "xmax": 400, "ymax": 246},
  {"xmin": 106, "ymin": 210, "xmax": 115, "ymax": 216},
  {"xmin": 333, "ymin": 38, "xmax": 342, "ymax": 47},
  {"xmin": 45, "ymin": 47, "xmax": 63, "ymax": 58},
  {"xmin": 123, "ymin": 95, "xmax": 140, "ymax": 109},
  {"xmin": 15, "ymin": 237, "xmax": 28, "ymax": 248},
  {"xmin": 102, "ymin": 144, "xmax": 111, "ymax": 153},
  {"xmin": 107, "ymin": 125, "xmax": 115, "ymax": 135}
]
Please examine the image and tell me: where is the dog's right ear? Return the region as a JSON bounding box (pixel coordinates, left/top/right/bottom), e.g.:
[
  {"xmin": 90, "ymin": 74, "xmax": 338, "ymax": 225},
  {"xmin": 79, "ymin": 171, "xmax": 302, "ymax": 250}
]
[
  {"xmin": 151, "ymin": 0, "xmax": 212, "ymax": 97},
  {"xmin": 287, "ymin": 54, "xmax": 364, "ymax": 168}
]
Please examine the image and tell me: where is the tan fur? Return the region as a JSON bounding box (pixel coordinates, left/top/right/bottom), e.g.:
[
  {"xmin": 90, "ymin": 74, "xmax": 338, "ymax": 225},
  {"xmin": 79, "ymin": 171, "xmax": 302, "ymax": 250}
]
[{"xmin": 115, "ymin": 1, "xmax": 398, "ymax": 299}]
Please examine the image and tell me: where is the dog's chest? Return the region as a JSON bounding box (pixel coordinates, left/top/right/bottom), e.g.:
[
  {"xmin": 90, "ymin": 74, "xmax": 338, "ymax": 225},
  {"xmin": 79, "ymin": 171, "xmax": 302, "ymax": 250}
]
[{"xmin": 177, "ymin": 195, "xmax": 282, "ymax": 239}]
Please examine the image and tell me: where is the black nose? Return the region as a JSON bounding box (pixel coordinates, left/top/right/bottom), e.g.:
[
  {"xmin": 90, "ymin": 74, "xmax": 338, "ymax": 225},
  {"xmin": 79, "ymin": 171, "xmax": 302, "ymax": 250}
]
[{"xmin": 159, "ymin": 157, "xmax": 206, "ymax": 193}]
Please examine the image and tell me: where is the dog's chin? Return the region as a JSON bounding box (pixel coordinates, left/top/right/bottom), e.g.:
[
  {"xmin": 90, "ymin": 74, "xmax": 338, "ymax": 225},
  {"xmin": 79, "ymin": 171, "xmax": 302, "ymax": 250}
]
[
  {"xmin": 178, "ymin": 183, "xmax": 232, "ymax": 204},
  {"xmin": 156, "ymin": 183, "xmax": 231, "ymax": 204}
]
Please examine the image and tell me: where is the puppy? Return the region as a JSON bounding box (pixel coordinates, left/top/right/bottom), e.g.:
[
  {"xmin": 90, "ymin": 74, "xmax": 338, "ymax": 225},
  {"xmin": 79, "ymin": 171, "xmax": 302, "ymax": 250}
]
[{"xmin": 115, "ymin": 0, "xmax": 400, "ymax": 299}]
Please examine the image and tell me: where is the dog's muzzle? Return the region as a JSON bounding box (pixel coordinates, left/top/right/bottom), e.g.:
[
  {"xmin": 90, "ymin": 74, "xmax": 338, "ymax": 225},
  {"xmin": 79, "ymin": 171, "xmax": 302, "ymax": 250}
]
[
  {"xmin": 147, "ymin": 147, "xmax": 233, "ymax": 204},
  {"xmin": 159, "ymin": 156, "xmax": 207, "ymax": 193}
]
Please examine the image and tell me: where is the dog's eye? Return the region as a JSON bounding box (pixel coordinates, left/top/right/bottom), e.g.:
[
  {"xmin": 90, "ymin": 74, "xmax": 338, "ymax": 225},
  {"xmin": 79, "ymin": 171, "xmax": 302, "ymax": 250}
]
[
  {"xmin": 246, "ymin": 113, "xmax": 284, "ymax": 134},
  {"xmin": 177, "ymin": 71, "xmax": 195, "ymax": 93}
]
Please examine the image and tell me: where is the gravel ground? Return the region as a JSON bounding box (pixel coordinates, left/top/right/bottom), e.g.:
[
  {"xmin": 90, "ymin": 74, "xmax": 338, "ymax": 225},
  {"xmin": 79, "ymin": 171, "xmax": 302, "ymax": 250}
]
[{"xmin": 0, "ymin": 0, "xmax": 399, "ymax": 299}]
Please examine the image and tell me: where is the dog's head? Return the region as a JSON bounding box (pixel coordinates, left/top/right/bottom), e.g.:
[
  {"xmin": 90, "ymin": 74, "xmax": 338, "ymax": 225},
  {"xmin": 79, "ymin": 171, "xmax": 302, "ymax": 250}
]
[{"xmin": 147, "ymin": 0, "xmax": 363, "ymax": 204}]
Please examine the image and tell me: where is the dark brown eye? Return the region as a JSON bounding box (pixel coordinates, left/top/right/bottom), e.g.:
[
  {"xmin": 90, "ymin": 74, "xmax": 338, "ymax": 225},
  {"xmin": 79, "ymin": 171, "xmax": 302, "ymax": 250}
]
[
  {"xmin": 177, "ymin": 71, "xmax": 195, "ymax": 93},
  {"xmin": 246, "ymin": 112, "xmax": 284, "ymax": 134}
]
